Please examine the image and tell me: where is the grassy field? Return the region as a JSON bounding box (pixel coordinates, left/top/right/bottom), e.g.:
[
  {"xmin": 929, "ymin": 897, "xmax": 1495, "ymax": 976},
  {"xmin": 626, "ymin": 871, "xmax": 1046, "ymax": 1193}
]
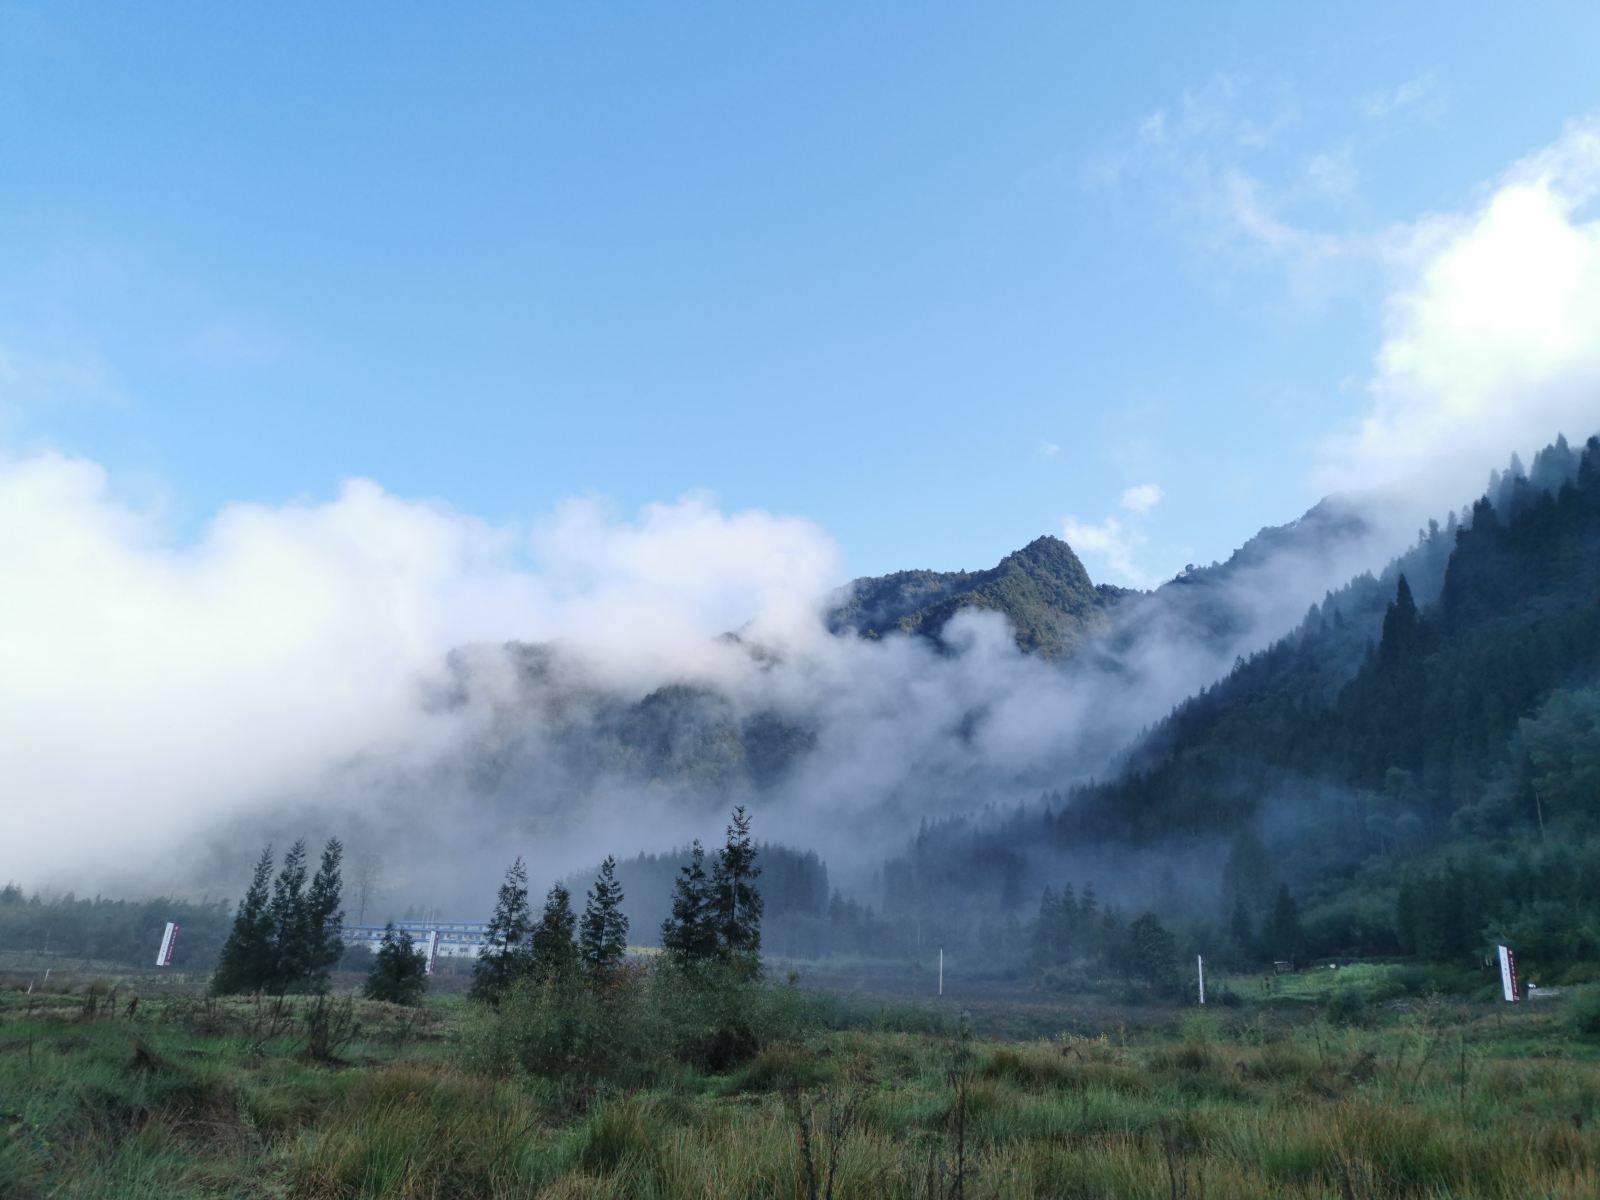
[{"xmin": 3, "ymin": 964, "xmax": 1599, "ymax": 1199}]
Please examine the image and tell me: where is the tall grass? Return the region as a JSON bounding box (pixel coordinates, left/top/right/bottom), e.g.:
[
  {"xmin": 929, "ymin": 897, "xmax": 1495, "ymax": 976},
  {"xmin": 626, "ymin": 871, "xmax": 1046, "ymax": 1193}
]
[{"xmin": 4, "ymin": 984, "xmax": 1600, "ymax": 1197}]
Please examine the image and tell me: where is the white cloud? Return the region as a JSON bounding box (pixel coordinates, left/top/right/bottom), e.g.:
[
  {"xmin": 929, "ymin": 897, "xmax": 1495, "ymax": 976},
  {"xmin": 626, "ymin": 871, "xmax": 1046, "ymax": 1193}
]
[
  {"xmin": 1038, "ymin": 440, "xmax": 1061, "ymax": 458},
  {"xmin": 0, "ymin": 452, "xmax": 840, "ymax": 884},
  {"xmin": 1119, "ymin": 483, "xmax": 1163, "ymax": 513},
  {"xmin": 1061, "ymin": 513, "xmax": 1152, "ymax": 588},
  {"xmin": 1305, "ymin": 147, "xmax": 1358, "ymax": 201},
  {"xmin": 1361, "ymin": 74, "xmax": 1440, "ymax": 121},
  {"xmin": 1319, "ymin": 116, "xmax": 1600, "ymax": 502},
  {"xmin": 1091, "ymin": 76, "xmax": 1371, "ymax": 295},
  {"xmin": 1085, "ymin": 73, "xmax": 1298, "ymax": 191},
  {"xmin": 1061, "ymin": 484, "xmax": 1166, "ymax": 585},
  {"xmin": 0, "ymin": 443, "xmax": 1315, "ymax": 895}
]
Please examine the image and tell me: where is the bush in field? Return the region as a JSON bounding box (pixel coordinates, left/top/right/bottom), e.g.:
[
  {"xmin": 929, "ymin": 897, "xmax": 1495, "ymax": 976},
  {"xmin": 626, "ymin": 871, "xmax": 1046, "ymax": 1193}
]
[
  {"xmin": 1387, "ymin": 962, "xmax": 1477, "ymax": 997},
  {"xmin": 505, "ymin": 969, "xmax": 645, "ymax": 1079},
  {"xmin": 1325, "ymin": 985, "xmax": 1370, "ymax": 1026},
  {"xmin": 462, "ymin": 959, "xmax": 803, "ymax": 1083},
  {"xmin": 1567, "ymin": 989, "xmax": 1600, "ymax": 1040},
  {"xmin": 653, "ymin": 961, "xmax": 804, "ymax": 1072},
  {"xmin": 363, "ymin": 924, "xmax": 428, "ymax": 1006},
  {"xmin": 464, "ymin": 958, "xmax": 665, "ymax": 1083},
  {"xmin": 1561, "ymin": 961, "xmax": 1600, "ymax": 986}
]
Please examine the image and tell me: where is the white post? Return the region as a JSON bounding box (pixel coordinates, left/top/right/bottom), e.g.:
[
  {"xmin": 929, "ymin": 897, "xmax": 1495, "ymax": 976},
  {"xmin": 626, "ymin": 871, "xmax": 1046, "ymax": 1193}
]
[
  {"xmin": 1196, "ymin": 954, "xmax": 1205, "ymax": 1005},
  {"xmin": 426, "ymin": 929, "xmax": 440, "ymax": 976},
  {"xmin": 938, "ymin": 948, "xmax": 944, "ymax": 997}
]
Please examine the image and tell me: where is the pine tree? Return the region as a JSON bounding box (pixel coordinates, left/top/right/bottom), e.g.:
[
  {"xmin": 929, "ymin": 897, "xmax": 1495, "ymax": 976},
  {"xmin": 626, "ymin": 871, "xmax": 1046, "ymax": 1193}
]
[
  {"xmin": 265, "ymin": 839, "xmax": 309, "ymax": 994},
  {"xmin": 1379, "ymin": 574, "xmax": 1421, "ymax": 664},
  {"xmin": 1078, "ymin": 882, "xmax": 1099, "ymax": 925},
  {"xmin": 530, "ymin": 883, "xmax": 579, "ymax": 979},
  {"xmin": 1266, "ymin": 884, "xmax": 1304, "ymax": 964},
  {"xmin": 1127, "ymin": 912, "xmax": 1179, "ymax": 990},
  {"xmin": 579, "ymin": 855, "xmax": 630, "ymax": 985},
  {"xmin": 661, "ymin": 840, "xmax": 716, "ymax": 964},
  {"xmin": 710, "ymin": 806, "xmax": 763, "ymax": 974},
  {"xmin": 211, "ymin": 846, "xmax": 274, "ymax": 995},
  {"xmin": 1057, "ymin": 883, "xmax": 1079, "ymax": 962},
  {"xmin": 1221, "ymin": 830, "xmax": 1274, "ymax": 918},
  {"xmin": 1030, "ymin": 886, "xmax": 1059, "ymax": 972},
  {"xmin": 363, "ymin": 923, "xmax": 428, "ymax": 1005},
  {"xmin": 471, "ymin": 857, "xmax": 531, "ymax": 1003},
  {"xmin": 302, "ymin": 839, "xmax": 345, "ymax": 993},
  {"xmin": 1228, "ymin": 895, "xmax": 1255, "ymax": 963},
  {"xmin": 1395, "ymin": 876, "xmax": 1419, "ymax": 956}
]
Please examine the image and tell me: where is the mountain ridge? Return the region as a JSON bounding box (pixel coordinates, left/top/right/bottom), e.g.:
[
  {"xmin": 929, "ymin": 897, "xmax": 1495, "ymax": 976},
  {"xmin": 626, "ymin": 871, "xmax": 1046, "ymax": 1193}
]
[{"xmin": 827, "ymin": 534, "xmax": 1129, "ymax": 659}]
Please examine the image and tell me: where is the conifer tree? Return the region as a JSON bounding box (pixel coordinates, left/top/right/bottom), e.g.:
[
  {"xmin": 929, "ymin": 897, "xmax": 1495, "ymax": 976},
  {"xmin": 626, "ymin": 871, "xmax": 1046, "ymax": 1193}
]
[
  {"xmin": 710, "ymin": 806, "xmax": 763, "ymax": 973},
  {"xmin": 363, "ymin": 923, "xmax": 428, "ymax": 1005},
  {"xmin": 1030, "ymin": 886, "xmax": 1059, "ymax": 971},
  {"xmin": 1057, "ymin": 883, "xmax": 1079, "ymax": 961},
  {"xmin": 1078, "ymin": 881, "xmax": 1099, "ymax": 924},
  {"xmin": 1266, "ymin": 884, "xmax": 1304, "ymax": 963},
  {"xmin": 212, "ymin": 845, "xmax": 274, "ymax": 995},
  {"xmin": 1395, "ymin": 876, "xmax": 1419, "ymax": 956},
  {"xmin": 1228, "ymin": 895, "xmax": 1255, "ymax": 963},
  {"xmin": 579, "ymin": 855, "xmax": 630, "ymax": 985},
  {"xmin": 1221, "ymin": 830, "xmax": 1274, "ymax": 918},
  {"xmin": 1127, "ymin": 912, "xmax": 1179, "ymax": 990},
  {"xmin": 661, "ymin": 840, "xmax": 716, "ymax": 963},
  {"xmin": 471, "ymin": 857, "xmax": 531, "ymax": 1003},
  {"xmin": 302, "ymin": 838, "xmax": 345, "ymax": 992},
  {"xmin": 266, "ymin": 839, "xmax": 309, "ymax": 994},
  {"xmin": 1378, "ymin": 574, "xmax": 1421, "ymax": 664},
  {"xmin": 530, "ymin": 883, "xmax": 579, "ymax": 979}
]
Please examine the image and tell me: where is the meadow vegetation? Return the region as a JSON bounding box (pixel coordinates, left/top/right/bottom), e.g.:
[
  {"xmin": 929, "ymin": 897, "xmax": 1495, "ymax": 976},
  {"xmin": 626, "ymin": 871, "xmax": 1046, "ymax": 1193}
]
[{"xmin": 4, "ymin": 962, "xmax": 1600, "ymax": 1199}]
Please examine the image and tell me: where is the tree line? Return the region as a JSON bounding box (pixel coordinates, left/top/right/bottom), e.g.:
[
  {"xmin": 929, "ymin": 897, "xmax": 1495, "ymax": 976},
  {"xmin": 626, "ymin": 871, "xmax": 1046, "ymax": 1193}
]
[
  {"xmin": 211, "ymin": 839, "xmax": 346, "ymax": 995},
  {"xmin": 471, "ymin": 806, "xmax": 763, "ymax": 1004},
  {"xmin": 0, "ymin": 885, "xmax": 232, "ymax": 968}
]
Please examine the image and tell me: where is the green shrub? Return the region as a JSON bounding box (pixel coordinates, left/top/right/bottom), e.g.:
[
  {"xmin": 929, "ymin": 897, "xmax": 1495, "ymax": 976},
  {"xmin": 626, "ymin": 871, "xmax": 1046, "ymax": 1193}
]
[
  {"xmin": 1325, "ymin": 986, "xmax": 1370, "ymax": 1026},
  {"xmin": 1388, "ymin": 963, "xmax": 1476, "ymax": 997},
  {"xmin": 362, "ymin": 925, "xmax": 428, "ymax": 1006},
  {"xmin": 461, "ymin": 960, "xmax": 809, "ymax": 1084},
  {"xmin": 652, "ymin": 963, "xmax": 805, "ymax": 1072},
  {"xmin": 1567, "ymin": 990, "xmax": 1600, "ymax": 1040},
  {"xmin": 723, "ymin": 1044, "xmax": 836, "ymax": 1094},
  {"xmin": 1561, "ymin": 962, "xmax": 1600, "ymax": 986}
]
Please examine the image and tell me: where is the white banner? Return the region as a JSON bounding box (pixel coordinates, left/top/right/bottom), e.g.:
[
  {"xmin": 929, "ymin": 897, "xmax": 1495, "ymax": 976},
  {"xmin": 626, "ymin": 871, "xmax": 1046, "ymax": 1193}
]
[
  {"xmin": 155, "ymin": 921, "xmax": 178, "ymax": 967},
  {"xmin": 1497, "ymin": 944, "xmax": 1518, "ymax": 1002}
]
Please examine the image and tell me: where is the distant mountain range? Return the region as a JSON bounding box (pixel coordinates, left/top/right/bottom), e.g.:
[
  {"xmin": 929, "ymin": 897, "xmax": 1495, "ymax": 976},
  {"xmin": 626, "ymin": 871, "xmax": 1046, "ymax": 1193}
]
[
  {"xmin": 828, "ymin": 496, "xmax": 1377, "ymax": 671},
  {"xmin": 884, "ymin": 432, "xmax": 1600, "ymax": 963},
  {"xmin": 426, "ymin": 493, "xmax": 1387, "ymax": 830}
]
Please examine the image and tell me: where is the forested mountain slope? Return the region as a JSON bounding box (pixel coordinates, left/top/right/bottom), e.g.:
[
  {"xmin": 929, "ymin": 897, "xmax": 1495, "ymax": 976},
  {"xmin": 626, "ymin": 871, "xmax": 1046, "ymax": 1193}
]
[
  {"xmin": 1063, "ymin": 433, "xmax": 1592, "ymax": 842},
  {"xmin": 882, "ymin": 433, "xmax": 1600, "ymax": 969},
  {"xmin": 828, "ymin": 535, "xmax": 1129, "ymax": 658}
]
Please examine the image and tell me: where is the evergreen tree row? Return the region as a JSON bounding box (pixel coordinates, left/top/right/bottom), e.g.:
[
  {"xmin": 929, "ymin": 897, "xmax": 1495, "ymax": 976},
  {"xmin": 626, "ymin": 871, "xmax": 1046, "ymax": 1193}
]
[
  {"xmin": 660, "ymin": 806, "xmax": 764, "ymax": 977},
  {"xmin": 470, "ymin": 807, "xmax": 763, "ymax": 1003},
  {"xmin": 470, "ymin": 853, "xmax": 633, "ymax": 1003},
  {"xmin": 211, "ymin": 839, "xmax": 344, "ymax": 995}
]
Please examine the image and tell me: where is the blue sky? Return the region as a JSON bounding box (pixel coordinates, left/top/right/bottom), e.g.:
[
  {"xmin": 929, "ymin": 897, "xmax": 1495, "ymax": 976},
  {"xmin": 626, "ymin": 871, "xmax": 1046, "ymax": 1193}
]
[{"xmin": 3, "ymin": 3, "xmax": 1600, "ymax": 585}]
